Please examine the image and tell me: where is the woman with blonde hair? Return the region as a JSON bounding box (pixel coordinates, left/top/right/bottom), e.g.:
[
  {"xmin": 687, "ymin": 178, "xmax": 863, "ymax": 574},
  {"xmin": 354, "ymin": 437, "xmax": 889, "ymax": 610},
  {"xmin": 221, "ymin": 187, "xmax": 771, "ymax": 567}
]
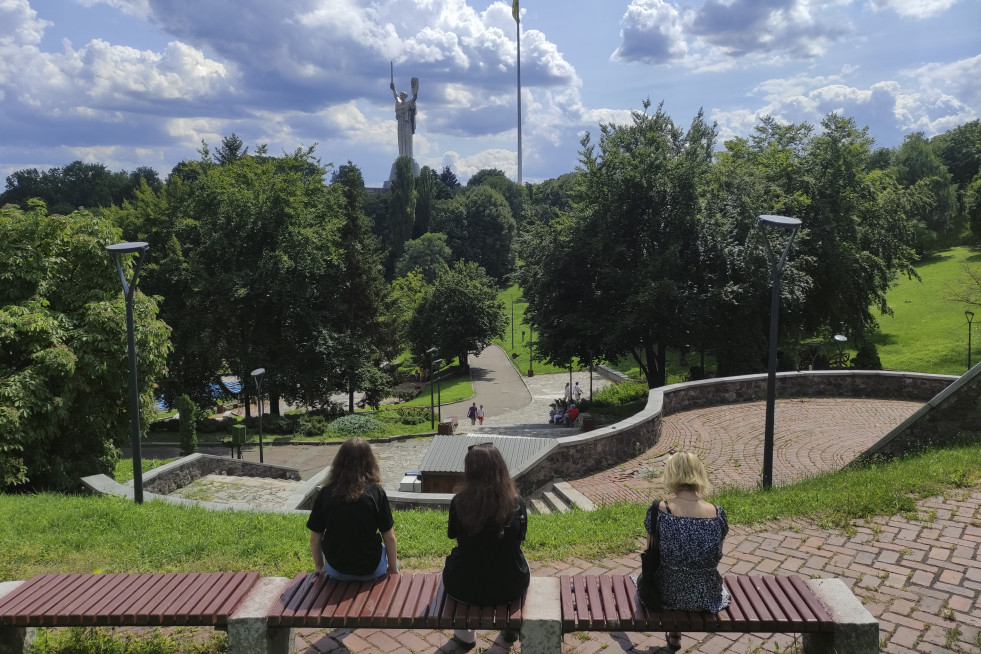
[
  {"xmin": 307, "ymin": 437, "xmax": 398, "ymax": 580},
  {"xmin": 441, "ymin": 443, "xmax": 529, "ymax": 650},
  {"xmin": 638, "ymin": 451, "xmax": 730, "ymax": 651}
]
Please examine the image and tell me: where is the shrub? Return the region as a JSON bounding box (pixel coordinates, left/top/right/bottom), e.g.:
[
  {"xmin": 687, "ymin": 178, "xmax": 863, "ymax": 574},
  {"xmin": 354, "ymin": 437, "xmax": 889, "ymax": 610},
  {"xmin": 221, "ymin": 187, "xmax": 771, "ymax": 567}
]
[
  {"xmin": 175, "ymin": 395, "xmax": 200, "ymax": 456},
  {"xmin": 590, "ymin": 381, "xmax": 649, "ymax": 408},
  {"xmin": 391, "ymin": 407, "xmax": 433, "ymax": 425},
  {"xmin": 852, "ymin": 344, "xmax": 883, "ymax": 370},
  {"xmin": 296, "ymin": 415, "xmax": 329, "ymax": 437},
  {"xmin": 326, "ymin": 413, "xmax": 384, "ymax": 436}
]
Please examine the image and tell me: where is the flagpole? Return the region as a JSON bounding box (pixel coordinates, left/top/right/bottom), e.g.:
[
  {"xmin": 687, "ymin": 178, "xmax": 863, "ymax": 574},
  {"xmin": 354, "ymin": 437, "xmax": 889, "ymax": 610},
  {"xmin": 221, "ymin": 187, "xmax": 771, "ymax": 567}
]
[{"xmin": 515, "ymin": 3, "xmax": 523, "ymax": 185}]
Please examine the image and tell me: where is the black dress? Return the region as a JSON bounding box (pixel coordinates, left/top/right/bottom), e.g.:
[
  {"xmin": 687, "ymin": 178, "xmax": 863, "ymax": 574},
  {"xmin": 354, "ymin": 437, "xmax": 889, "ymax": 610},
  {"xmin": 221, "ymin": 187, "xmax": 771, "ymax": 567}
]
[{"xmin": 441, "ymin": 496, "xmax": 530, "ymax": 606}]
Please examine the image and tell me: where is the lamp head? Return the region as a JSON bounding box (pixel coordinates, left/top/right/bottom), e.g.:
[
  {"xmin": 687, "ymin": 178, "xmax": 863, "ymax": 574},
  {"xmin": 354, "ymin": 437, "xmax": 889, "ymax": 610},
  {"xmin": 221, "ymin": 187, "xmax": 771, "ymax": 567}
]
[
  {"xmin": 426, "ymin": 347, "xmax": 437, "ymax": 355},
  {"xmin": 251, "ymin": 367, "xmax": 265, "ymax": 381},
  {"xmin": 834, "ymin": 334, "xmax": 847, "ymax": 343},
  {"xmin": 967, "ymin": 310, "xmax": 975, "ymax": 323},
  {"xmin": 107, "ymin": 241, "xmax": 149, "ymax": 255},
  {"xmin": 758, "ymin": 215, "xmax": 801, "ymax": 230}
]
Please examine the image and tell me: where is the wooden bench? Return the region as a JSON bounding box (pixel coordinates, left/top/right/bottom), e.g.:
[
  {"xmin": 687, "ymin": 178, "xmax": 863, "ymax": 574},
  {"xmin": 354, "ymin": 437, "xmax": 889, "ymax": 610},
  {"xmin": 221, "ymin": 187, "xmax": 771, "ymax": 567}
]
[
  {"xmin": 0, "ymin": 572, "xmax": 261, "ymax": 654},
  {"xmin": 437, "ymin": 417, "xmax": 458, "ymax": 435},
  {"xmin": 559, "ymin": 573, "xmax": 878, "ymax": 654},
  {"xmin": 269, "ymin": 572, "xmax": 523, "ymax": 630}
]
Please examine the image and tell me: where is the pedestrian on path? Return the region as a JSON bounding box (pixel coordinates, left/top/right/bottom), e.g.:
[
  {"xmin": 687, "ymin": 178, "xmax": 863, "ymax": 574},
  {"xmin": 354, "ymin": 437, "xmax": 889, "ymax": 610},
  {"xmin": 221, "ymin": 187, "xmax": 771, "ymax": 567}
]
[
  {"xmin": 467, "ymin": 402, "xmax": 478, "ymax": 425},
  {"xmin": 477, "ymin": 405, "xmax": 484, "ymax": 425},
  {"xmin": 572, "ymin": 381, "xmax": 584, "ymax": 402},
  {"xmin": 563, "ymin": 382, "xmax": 571, "ymax": 402}
]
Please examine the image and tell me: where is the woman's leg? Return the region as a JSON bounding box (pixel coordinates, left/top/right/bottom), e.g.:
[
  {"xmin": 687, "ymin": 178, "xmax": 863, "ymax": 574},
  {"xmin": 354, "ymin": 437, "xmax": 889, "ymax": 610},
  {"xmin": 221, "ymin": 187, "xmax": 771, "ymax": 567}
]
[{"xmin": 322, "ymin": 544, "xmax": 390, "ymax": 581}]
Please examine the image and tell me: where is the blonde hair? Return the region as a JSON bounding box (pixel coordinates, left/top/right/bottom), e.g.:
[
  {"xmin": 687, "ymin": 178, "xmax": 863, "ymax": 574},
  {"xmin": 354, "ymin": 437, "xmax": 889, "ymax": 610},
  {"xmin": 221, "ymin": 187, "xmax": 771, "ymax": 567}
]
[{"xmin": 662, "ymin": 451, "xmax": 711, "ymax": 496}]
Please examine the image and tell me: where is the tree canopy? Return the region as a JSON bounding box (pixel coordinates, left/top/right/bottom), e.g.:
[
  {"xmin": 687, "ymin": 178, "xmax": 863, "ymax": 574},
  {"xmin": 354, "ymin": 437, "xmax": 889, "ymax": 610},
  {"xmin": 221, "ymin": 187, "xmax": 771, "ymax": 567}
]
[{"xmin": 0, "ymin": 203, "xmax": 170, "ymax": 490}]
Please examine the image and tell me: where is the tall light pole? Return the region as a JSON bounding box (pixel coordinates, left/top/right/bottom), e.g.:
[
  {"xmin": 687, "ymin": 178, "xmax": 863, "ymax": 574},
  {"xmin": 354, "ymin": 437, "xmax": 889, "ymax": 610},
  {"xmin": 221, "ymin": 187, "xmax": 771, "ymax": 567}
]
[
  {"xmin": 434, "ymin": 359, "xmax": 444, "ymax": 424},
  {"xmin": 107, "ymin": 242, "xmax": 149, "ymax": 504},
  {"xmin": 527, "ymin": 323, "xmax": 535, "ymax": 377},
  {"xmin": 758, "ymin": 215, "xmax": 801, "ymax": 490},
  {"xmin": 251, "ymin": 368, "xmax": 265, "ymax": 463},
  {"xmin": 967, "ymin": 310, "xmax": 975, "ymax": 370},
  {"xmin": 426, "ymin": 347, "xmax": 437, "ymax": 429}
]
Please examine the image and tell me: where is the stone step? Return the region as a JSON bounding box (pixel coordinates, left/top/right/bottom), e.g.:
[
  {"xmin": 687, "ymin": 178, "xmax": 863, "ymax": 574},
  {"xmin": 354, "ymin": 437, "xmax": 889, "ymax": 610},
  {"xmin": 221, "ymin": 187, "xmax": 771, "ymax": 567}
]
[
  {"xmin": 542, "ymin": 490, "xmax": 569, "ymax": 513},
  {"xmin": 553, "ymin": 481, "xmax": 596, "ymax": 512},
  {"xmin": 529, "ymin": 498, "xmax": 551, "ymax": 515}
]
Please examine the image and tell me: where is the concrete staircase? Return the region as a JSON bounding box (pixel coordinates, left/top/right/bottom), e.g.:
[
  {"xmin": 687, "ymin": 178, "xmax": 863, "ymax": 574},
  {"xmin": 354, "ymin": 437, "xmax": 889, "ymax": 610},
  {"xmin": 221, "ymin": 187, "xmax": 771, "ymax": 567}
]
[{"xmin": 528, "ymin": 480, "xmax": 596, "ymax": 514}]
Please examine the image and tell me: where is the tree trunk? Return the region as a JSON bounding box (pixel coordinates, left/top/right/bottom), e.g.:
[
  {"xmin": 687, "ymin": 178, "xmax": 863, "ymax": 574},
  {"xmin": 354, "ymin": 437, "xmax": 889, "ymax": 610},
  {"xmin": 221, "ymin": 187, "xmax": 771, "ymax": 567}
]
[{"xmin": 270, "ymin": 392, "xmax": 281, "ymax": 417}]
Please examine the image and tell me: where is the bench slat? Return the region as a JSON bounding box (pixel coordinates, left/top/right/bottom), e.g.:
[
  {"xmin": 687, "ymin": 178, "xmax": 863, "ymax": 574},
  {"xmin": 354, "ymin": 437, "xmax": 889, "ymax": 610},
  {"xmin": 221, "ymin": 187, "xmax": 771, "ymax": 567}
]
[
  {"xmin": 571, "ymin": 575, "xmax": 590, "ymax": 628},
  {"xmin": 382, "ymin": 575, "xmax": 412, "ymax": 628},
  {"xmin": 465, "ymin": 599, "xmax": 482, "ymax": 630},
  {"xmin": 40, "ymin": 574, "xmax": 104, "ymax": 626},
  {"xmin": 559, "ymin": 575, "xmax": 577, "ymax": 630},
  {"xmin": 584, "ymin": 575, "xmax": 606, "ymax": 629},
  {"xmin": 98, "ymin": 573, "xmax": 159, "ymax": 626},
  {"xmin": 788, "ymin": 576, "xmax": 833, "ymax": 629},
  {"xmin": 307, "ymin": 578, "xmax": 343, "ymax": 627},
  {"xmin": 398, "ymin": 574, "xmax": 425, "ymax": 626},
  {"xmin": 372, "ymin": 576, "xmax": 402, "ymax": 628},
  {"xmin": 762, "ymin": 575, "xmax": 806, "ymax": 630},
  {"xmin": 0, "ymin": 575, "xmax": 54, "ymax": 617},
  {"xmin": 155, "ymin": 572, "xmax": 214, "ymax": 626},
  {"xmin": 609, "ymin": 576, "xmax": 633, "ymax": 627},
  {"xmin": 267, "ymin": 573, "xmax": 305, "ymax": 626},
  {"xmin": 411, "ymin": 574, "xmax": 438, "ymax": 627},
  {"xmin": 598, "ymin": 576, "xmax": 619, "ymax": 629},
  {"xmin": 347, "ymin": 580, "xmax": 376, "ymax": 627},
  {"xmin": 65, "ymin": 573, "xmax": 129, "ymax": 626},
  {"xmin": 361, "ymin": 576, "xmax": 392, "ymax": 627},
  {"xmin": 748, "ymin": 575, "xmax": 789, "ymax": 629},
  {"xmin": 216, "ymin": 571, "xmax": 261, "ymax": 623},
  {"xmin": 147, "ymin": 573, "xmax": 203, "ymax": 625},
  {"xmin": 438, "ymin": 588, "xmax": 460, "ymax": 629},
  {"xmin": 7, "ymin": 575, "xmax": 87, "ymax": 625},
  {"xmin": 333, "ymin": 578, "xmax": 366, "ymax": 626},
  {"xmin": 425, "ymin": 581, "xmax": 446, "ymax": 629}
]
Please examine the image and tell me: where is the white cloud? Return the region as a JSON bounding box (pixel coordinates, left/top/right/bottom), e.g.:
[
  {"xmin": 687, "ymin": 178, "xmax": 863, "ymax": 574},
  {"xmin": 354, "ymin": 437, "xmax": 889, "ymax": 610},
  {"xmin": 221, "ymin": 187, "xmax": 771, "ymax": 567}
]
[
  {"xmin": 867, "ymin": 0, "xmax": 961, "ymax": 19},
  {"xmin": 612, "ymin": 0, "xmax": 688, "ymax": 65},
  {"xmin": 710, "ymin": 56, "xmax": 980, "ymax": 146},
  {"xmin": 76, "ymin": 0, "xmax": 151, "ymax": 19}
]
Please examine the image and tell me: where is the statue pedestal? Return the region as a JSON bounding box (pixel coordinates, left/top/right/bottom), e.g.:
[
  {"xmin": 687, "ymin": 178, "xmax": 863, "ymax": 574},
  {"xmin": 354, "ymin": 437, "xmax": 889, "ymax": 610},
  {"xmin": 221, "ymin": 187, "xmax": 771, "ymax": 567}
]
[{"xmin": 383, "ymin": 159, "xmax": 420, "ymax": 188}]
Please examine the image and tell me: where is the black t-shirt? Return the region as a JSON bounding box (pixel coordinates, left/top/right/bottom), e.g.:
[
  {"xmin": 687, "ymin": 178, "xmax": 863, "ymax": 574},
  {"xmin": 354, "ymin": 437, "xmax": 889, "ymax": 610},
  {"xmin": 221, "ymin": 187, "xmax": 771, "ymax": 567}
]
[
  {"xmin": 306, "ymin": 482, "xmax": 395, "ymax": 576},
  {"xmin": 442, "ymin": 496, "xmax": 530, "ymax": 606}
]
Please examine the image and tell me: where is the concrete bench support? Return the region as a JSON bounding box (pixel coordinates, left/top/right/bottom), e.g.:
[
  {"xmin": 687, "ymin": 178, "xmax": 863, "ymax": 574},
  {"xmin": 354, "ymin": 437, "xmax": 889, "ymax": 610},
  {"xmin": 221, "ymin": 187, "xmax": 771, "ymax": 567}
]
[
  {"xmin": 802, "ymin": 578, "xmax": 879, "ymax": 654},
  {"xmin": 0, "ymin": 582, "xmax": 35, "ymax": 654},
  {"xmin": 227, "ymin": 577, "xmax": 294, "ymax": 654},
  {"xmin": 520, "ymin": 577, "xmax": 561, "ymax": 654}
]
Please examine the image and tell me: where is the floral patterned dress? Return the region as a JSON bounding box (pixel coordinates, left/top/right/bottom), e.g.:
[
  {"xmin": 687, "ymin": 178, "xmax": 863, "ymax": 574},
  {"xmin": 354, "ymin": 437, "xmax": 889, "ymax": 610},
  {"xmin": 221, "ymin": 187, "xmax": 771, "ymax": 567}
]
[{"xmin": 643, "ymin": 501, "xmax": 731, "ymax": 612}]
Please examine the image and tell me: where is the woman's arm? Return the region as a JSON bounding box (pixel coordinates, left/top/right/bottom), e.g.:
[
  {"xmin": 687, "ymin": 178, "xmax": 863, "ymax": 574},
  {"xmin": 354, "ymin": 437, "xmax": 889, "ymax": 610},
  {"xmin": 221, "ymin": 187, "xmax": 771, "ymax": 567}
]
[
  {"xmin": 381, "ymin": 528, "xmax": 398, "ymax": 575},
  {"xmin": 309, "ymin": 531, "xmax": 325, "ymax": 577}
]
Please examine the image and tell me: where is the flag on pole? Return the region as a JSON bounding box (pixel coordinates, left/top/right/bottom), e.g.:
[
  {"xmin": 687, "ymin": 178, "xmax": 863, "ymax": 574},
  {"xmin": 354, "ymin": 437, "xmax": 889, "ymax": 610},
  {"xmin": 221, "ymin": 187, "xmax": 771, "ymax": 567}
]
[{"xmin": 512, "ymin": 0, "xmax": 519, "ymax": 23}]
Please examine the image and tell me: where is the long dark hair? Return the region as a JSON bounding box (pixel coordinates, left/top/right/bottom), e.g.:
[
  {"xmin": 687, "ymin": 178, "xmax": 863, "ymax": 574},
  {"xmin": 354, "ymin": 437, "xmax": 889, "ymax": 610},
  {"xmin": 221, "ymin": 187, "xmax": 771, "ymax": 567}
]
[
  {"xmin": 454, "ymin": 443, "xmax": 518, "ymax": 538},
  {"xmin": 326, "ymin": 437, "xmax": 381, "ymax": 502}
]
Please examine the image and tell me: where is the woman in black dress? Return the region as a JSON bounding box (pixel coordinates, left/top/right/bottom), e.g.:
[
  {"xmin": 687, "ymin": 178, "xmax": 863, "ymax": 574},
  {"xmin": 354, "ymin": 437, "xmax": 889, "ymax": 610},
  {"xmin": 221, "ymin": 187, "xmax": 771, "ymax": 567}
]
[
  {"xmin": 441, "ymin": 443, "xmax": 530, "ymax": 650},
  {"xmin": 307, "ymin": 437, "xmax": 398, "ymax": 580},
  {"xmin": 639, "ymin": 451, "xmax": 730, "ymax": 651}
]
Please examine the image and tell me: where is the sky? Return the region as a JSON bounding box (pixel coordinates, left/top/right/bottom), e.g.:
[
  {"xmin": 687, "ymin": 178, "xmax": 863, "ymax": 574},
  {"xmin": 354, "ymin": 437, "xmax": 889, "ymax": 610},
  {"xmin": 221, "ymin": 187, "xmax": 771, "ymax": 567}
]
[{"xmin": 1, "ymin": 0, "xmax": 979, "ymax": 188}]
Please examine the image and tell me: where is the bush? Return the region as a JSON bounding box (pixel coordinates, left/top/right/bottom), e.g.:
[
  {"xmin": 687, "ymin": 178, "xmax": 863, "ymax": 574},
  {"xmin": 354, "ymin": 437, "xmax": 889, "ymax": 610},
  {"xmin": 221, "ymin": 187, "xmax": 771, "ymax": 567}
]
[
  {"xmin": 391, "ymin": 407, "xmax": 433, "ymax": 425},
  {"xmin": 589, "ymin": 381, "xmax": 649, "ymax": 408},
  {"xmin": 326, "ymin": 413, "xmax": 384, "ymax": 436},
  {"xmin": 175, "ymin": 394, "xmax": 200, "ymax": 456},
  {"xmin": 296, "ymin": 415, "xmax": 329, "ymax": 437},
  {"xmin": 852, "ymin": 344, "xmax": 883, "ymax": 370}
]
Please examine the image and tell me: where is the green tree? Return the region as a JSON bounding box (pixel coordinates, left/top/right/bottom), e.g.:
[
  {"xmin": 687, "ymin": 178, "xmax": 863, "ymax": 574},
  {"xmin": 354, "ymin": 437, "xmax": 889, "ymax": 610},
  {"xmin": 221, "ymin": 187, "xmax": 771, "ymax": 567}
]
[
  {"xmin": 0, "ymin": 203, "xmax": 171, "ymax": 490},
  {"xmin": 438, "ymin": 165, "xmax": 461, "ymax": 191},
  {"xmin": 895, "ymin": 132, "xmax": 959, "ymax": 251},
  {"xmin": 1, "ymin": 161, "xmax": 162, "ymax": 214},
  {"xmin": 407, "ymin": 261, "xmax": 507, "ymax": 370},
  {"xmin": 432, "ymin": 185, "xmax": 516, "ymax": 283},
  {"xmin": 413, "ymin": 166, "xmax": 439, "ymax": 238},
  {"xmin": 329, "ymin": 162, "xmax": 389, "ymax": 413},
  {"xmin": 176, "ymin": 394, "xmax": 200, "ymax": 456},
  {"xmin": 395, "ymin": 232, "xmax": 452, "ymax": 282},
  {"xmin": 519, "ymin": 101, "xmax": 715, "ymax": 386},
  {"xmin": 387, "ymin": 156, "xmax": 417, "ymax": 273}
]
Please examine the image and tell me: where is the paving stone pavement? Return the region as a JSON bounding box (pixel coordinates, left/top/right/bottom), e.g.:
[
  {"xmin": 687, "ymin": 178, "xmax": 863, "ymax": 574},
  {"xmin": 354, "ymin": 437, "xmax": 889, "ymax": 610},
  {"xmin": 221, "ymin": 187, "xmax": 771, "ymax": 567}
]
[{"xmin": 569, "ymin": 398, "xmax": 924, "ymax": 505}]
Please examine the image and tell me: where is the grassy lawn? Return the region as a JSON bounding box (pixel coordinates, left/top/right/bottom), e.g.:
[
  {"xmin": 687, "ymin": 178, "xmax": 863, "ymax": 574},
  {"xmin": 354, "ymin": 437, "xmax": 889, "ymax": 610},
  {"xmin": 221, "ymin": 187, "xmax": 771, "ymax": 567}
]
[
  {"xmin": 113, "ymin": 458, "xmax": 175, "ymax": 482},
  {"xmin": 3, "ymin": 436, "xmax": 977, "ymax": 581},
  {"xmin": 399, "ymin": 370, "xmax": 474, "ymax": 408},
  {"xmin": 874, "ymin": 245, "xmax": 981, "ymax": 375}
]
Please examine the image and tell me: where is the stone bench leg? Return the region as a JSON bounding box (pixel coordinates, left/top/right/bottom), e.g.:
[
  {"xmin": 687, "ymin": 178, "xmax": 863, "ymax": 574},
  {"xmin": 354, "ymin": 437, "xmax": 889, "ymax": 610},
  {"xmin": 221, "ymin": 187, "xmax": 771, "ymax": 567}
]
[
  {"xmin": 0, "ymin": 582, "xmax": 36, "ymax": 654},
  {"xmin": 227, "ymin": 577, "xmax": 294, "ymax": 654},
  {"xmin": 519, "ymin": 577, "xmax": 561, "ymax": 654},
  {"xmin": 802, "ymin": 578, "xmax": 879, "ymax": 654}
]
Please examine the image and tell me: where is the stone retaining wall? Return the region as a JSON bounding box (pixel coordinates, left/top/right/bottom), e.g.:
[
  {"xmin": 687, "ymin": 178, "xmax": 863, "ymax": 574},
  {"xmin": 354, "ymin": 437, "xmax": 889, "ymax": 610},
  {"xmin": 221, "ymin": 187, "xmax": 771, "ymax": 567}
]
[{"xmin": 142, "ymin": 453, "xmax": 301, "ymax": 496}]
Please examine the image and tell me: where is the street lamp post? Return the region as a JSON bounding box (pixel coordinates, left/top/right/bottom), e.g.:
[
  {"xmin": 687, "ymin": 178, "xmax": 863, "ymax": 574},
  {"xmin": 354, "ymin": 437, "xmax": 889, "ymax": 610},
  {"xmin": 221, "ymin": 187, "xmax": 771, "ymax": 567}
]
[
  {"xmin": 107, "ymin": 242, "xmax": 150, "ymax": 504},
  {"xmin": 528, "ymin": 324, "xmax": 535, "ymax": 377},
  {"xmin": 426, "ymin": 347, "xmax": 437, "ymax": 429},
  {"xmin": 967, "ymin": 310, "xmax": 975, "ymax": 370},
  {"xmin": 589, "ymin": 352, "xmax": 594, "ymax": 402},
  {"xmin": 434, "ymin": 359, "xmax": 444, "ymax": 424},
  {"xmin": 758, "ymin": 214, "xmax": 801, "ymax": 490},
  {"xmin": 251, "ymin": 368, "xmax": 265, "ymax": 463},
  {"xmin": 832, "ymin": 334, "xmax": 848, "ymax": 369}
]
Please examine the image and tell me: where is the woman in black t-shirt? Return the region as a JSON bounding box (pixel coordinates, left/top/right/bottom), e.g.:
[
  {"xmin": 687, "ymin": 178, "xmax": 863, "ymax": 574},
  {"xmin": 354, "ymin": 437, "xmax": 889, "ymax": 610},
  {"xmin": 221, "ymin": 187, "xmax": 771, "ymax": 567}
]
[
  {"xmin": 441, "ymin": 443, "xmax": 529, "ymax": 650},
  {"xmin": 306, "ymin": 437, "xmax": 398, "ymax": 580}
]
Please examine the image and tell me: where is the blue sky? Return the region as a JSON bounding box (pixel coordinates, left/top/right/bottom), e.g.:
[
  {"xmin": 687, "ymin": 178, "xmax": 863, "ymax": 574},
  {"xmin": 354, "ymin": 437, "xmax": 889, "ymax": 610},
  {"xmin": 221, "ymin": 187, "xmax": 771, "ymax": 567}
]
[{"xmin": 1, "ymin": 0, "xmax": 978, "ymax": 187}]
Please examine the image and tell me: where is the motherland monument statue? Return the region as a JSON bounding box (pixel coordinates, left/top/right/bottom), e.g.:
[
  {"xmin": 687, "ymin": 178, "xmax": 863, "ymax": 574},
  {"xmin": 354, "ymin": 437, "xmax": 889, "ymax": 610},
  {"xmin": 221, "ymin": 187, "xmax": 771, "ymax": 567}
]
[{"xmin": 388, "ymin": 64, "xmax": 420, "ymax": 182}]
